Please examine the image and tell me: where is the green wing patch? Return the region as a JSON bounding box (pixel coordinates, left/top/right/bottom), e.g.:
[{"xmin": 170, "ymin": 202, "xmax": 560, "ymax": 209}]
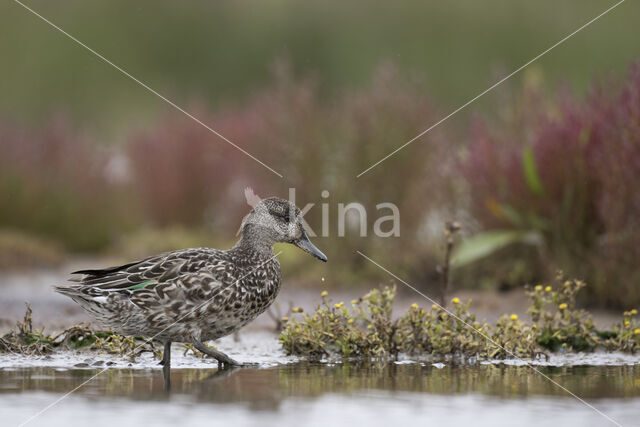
[{"xmin": 128, "ymin": 280, "xmax": 156, "ymax": 290}]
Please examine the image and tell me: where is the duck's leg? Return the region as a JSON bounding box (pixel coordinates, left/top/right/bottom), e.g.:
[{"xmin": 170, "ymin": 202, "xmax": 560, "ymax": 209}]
[
  {"xmin": 193, "ymin": 340, "xmax": 241, "ymax": 367},
  {"xmin": 159, "ymin": 341, "xmax": 171, "ymax": 366},
  {"xmin": 161, "ymin": 342, "xmax": 172, "ymax": 391}
]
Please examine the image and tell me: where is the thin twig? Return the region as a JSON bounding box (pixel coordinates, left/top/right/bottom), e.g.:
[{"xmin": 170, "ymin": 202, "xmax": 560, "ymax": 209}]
[{"xmin": 438, "ymin": 221, "xmax": 461, "ymax": 307}]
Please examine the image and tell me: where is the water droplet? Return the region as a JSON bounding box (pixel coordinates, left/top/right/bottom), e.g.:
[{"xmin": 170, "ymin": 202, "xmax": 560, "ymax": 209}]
[{"xmin": 321, "ymin": 277, "xmax": 325, "ymax": 282}]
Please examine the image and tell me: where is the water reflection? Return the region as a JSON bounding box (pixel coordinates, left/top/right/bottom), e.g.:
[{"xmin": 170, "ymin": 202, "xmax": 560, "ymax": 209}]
[{"xmin": 1, "ymin": 362, "xmax": 639, "ymax": 411}]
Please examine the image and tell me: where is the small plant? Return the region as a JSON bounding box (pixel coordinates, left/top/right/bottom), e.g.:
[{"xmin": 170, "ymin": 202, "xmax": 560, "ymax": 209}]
[
  {"xmin": 526, "ymin": 274, "xmax": 598, "ymax": 352},
  {"xmin": 601, "ymin": 309, "xmax": 640, "ymax": 353},
  {"xmin": 436, "ymin": 221, "xmax": 461, "ymax": 307},
  {"xmin": 488, "ymin": 313, "xmax": 539, "ymax": 359},
  {"xmin": 3, "ymin": 278, "xmax": 639, "ymax": 363},
  {"xmin": 396, "ymin": 298, "xmax": 491, "ymax": 358},
  {"xmin": 0, "ymin": 303, "xmax": 50, "ymax": 355},
  {"xmin": 281, "ymin": 275, "xmax": 640, "ymax": 360},
  {"xmin": 281, "ymin": 288, "xmax": 498, "ymax": 360},
  {"xmin": 279, "ymin": 290, "xmax": 373, "ymax": 358},
  {"xmin": 0, "ymin": 304, "xmax": 160, "ymax": 361}
]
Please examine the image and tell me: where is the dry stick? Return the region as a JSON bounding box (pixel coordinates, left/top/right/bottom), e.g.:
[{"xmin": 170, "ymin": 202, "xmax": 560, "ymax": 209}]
[
  {"xmin": 438, "ymin": 221, "xmax": 461, "ymax": 307},
  {"xmin": 266, "ymin": 301, "xmax": 294, "ymax": 332}
]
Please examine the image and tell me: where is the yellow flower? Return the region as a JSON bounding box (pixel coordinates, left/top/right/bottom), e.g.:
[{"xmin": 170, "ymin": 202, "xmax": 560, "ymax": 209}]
[
  {"xmin": 334, "ymin": 302, "xmax": 344, "ymax": 309},
  {"xmin": 432, "ymin": 304, "xmax": 439, "ymax": 310},
  {"xmin": 510, "ymin": 314, "xmax": 518, "ymax": 321},
  {"xmin": 535, "ymin": 285, "xmax": 543, "ymax": 291},
  {"xmin": 624, "ymin": 320, "xmax": 630, "ymax": 327},
  {"xmin": 634, "ymin": 329, "xmax": 640, "ymax": 335},
  {"xmin": 411, "ymin": 303, "xmax": 419, "ymax": 310},
  {"xmin": 367, "ymin": 324, "xmax": 373, "ymax": 329},
  {"xmin": 321, "ymin": 290, "xmax": 328, "ymax": 297},
  {"xmin": 451, "ymin": 297, "xmax": 460, "ymax": 304},
  {"xmin": 281, "ymin": 317, "xmax": 289, "ymax": 322},
  {"xmin": 292, "ymin": 307, "xmax": 304, "ymax": 313},
  {"xmin": 558, "ymin": 303, "xmax": 568, "ymax": 310},
  {"xmin": 351, "ymin": 299, "xmax": 359, "ymax": 305},
  {"xmin": 564, "ymin": 280, "xmax": 571, "ymax": 287},
  {"xmin": 348, "ymin": 318, "xmax": 354, "ymax": 324},
  {"xmin": 631, "ymin": 309, "xmax": 638, "ymax": 315},
  {"xmin": 334, "ymin": 319, "xmax": 339, "ymax": 323},
  {"xmin": 545, "ymin": 286, "xmax": 552, "ymax": 292}
]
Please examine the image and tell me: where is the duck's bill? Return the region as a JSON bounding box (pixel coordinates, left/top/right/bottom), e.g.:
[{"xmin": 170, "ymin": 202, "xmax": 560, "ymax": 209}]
[{"xmin": 295, "ymin": 230, "xmax": 327, "ymax": 262}]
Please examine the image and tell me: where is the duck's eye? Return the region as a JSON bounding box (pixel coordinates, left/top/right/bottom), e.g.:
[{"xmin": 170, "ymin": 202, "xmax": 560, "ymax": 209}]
[{"xmin": 282, "ymin": 214, "xmax": 291, "ymax": 223}]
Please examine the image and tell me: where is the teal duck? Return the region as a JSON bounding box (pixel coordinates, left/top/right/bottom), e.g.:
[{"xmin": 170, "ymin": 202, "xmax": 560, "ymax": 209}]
[{"xmin": 55, "ymin": 197, "xmax": 327, "ymax": 368}]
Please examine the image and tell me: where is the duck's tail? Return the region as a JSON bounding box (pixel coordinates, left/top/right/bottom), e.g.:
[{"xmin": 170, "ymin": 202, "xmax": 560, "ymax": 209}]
[
  {"xmin": 54, "ymin": 285, "xmax": 80, "ymax": 297},
  {"xmin": 54, "ymin": 284, "xmax": 97, "ymax": 300},
  {"xmin": 55, "ymin": 285, "xmax": 109, "ymax": 312}
]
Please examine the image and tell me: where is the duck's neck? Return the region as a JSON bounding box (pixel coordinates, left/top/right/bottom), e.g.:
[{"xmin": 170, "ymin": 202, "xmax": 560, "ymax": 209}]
[{"xmin": 232, "ymin": 224, "xmax": 276, "ymax": 258}]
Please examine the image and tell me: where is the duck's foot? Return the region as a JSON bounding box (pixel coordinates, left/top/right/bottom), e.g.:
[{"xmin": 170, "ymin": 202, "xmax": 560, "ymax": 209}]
[
  {"xmin": 193, "ymin": 340, "xmax": 242, "ymax": 368},
  {"xmin": 159, "ymin": 341, "xmax": 171, "ymax": 366}
]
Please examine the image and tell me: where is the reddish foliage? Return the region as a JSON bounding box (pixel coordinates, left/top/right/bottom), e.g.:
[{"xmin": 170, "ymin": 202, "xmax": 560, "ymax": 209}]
[
  {"xmin": 464, "ymin": 63, "xmax": 640, "ymax": 306},
  {"xmin": 127, "ymin": 105, "xmax": 241, "ymax": 227},
  {"xmin": 0, "ymin": 115, "xmax": 119, "ymax": 251}
]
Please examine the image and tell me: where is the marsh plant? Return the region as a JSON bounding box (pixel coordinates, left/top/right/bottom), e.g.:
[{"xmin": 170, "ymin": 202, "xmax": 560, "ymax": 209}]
[
  {"xmin": 280, "ymin": 275, "xmax": 640, "ymax": 360},
  {"xmin": 0, "ymin": 304, "xmax": 159, "ymax": 360},
  {"xmin": 2, "ymin": 280, "xmax": 638, "ymax": 362},
  {"xmin": 3, "ymin": 62, "xmax": 640, "ymax": 309},
  {"xmin": 1, "ymin": 304, "xmax": 236, "ymax": 362},
  {"xmin": 461, "ymin": 64, "xmax": 640, "ymax": 307}
]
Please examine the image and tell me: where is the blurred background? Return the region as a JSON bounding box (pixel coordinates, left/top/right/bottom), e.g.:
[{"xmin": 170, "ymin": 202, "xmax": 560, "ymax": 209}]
[{"xmin": 1, "ymin": 0, "xmax": 639, "ymax": 309}]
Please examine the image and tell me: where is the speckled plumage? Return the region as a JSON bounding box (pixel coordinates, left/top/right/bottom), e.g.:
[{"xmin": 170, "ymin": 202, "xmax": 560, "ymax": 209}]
[{"xmin": 55, "ymin": 197, "xmax": 326, "ymax": 367}]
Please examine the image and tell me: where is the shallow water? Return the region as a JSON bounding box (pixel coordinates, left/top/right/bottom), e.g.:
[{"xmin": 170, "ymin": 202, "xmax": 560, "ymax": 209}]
[
  {"xmin": 2, "ymin": 362, "xmax": 640, "ymax": 427},
  {"xmin": 2, "ymin": 331, "xmax": 640, "ymax": 427},
  {"xmin": 3, "ymin": 267, "xmax": 637, "ymax": 426}
]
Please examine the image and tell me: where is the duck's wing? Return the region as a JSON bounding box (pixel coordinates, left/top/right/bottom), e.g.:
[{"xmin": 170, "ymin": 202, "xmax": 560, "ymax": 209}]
[{"xmin": 55, "ymin": 248, "xmax": 229, "ymax": 301}]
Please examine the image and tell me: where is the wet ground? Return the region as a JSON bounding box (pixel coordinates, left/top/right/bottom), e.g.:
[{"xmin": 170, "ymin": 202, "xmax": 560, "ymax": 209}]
[
  {"xmin": 2, "ymin": 264, "xmax": 639, "ymax": 426},
  {"xmin": 1, "ymin": 331, "xmax": 640, "ymax": 427}
]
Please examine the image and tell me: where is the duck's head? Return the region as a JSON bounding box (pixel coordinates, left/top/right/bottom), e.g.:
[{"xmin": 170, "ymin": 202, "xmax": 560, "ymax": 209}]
[{"xmin": 239, "ymin": 197, "xmax": 327, "ymax": 262}]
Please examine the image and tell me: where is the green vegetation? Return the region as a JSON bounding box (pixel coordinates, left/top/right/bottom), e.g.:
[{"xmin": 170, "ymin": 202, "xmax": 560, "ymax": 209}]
[
  {"xmin": 0, "ymin": 304, "xmax": 159, "ymax": 360},
  {"xmin": 0, "ymin": 303, "xmax": 228, "ymax": 361},
  {"xmin": 459, "ymin": 64, "xmax": 640, "ymax": 308},
  {"xmin": 279, "ymin": 275, "xmax": 640, "ymax": 359},
  {"xmin": 3, "ymin": 276, "xmax": 639, "ymax": 363},
  {"xmin": 2, "ymin": 62, "xmax": 640, "ymax": 310},
  {"xmin": 1, "ymin": 1, "xmax": 640, "ymax": 308},
  {"xmin": 2, "ymin": 1, "xmax": 637, "ymax": 133}
]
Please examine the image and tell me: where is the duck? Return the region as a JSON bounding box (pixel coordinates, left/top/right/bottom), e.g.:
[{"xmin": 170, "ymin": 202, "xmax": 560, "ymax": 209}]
[{"xmin": 55, "ymin": 197, "xmax": 327, "ymax": 370}]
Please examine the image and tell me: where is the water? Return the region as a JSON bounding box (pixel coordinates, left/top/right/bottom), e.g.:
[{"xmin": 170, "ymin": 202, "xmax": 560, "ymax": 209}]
[
  {"xmin": 2, "ymin": 333, "xmax": 640, "ymax": 427},
  {"xmin": 0, "ymin": 269, "xmax": 638, "ymax": 427}
]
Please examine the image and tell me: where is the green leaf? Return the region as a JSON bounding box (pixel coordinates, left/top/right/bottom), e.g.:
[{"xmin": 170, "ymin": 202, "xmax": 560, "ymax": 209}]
[
  {"xmin": 522, "ymin": 146, "xmax": 544, "ymax": 196},
  {"xmin": 451, "ymin": 230, "xmax": 543, "ymax": 267},
  {"xmin": 499, "ymin": 204, "xmax": 524, "ymax": 227},
  {"xmin": 526, "ymin": 211, "xmax": 550, "ymax": 231}
]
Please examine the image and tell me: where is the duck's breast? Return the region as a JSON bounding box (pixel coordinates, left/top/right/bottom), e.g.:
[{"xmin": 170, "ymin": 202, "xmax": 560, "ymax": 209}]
[{"xmin": 201, "ymin": 261, "xmax": 282, "ymax": 339}]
